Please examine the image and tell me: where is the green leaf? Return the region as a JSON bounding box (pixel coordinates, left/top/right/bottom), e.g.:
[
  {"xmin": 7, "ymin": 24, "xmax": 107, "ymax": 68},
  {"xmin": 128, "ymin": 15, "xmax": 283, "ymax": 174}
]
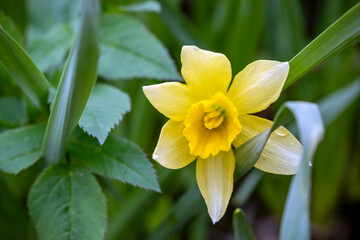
[
  {"xmin": 147, "ymin": 186, "xmax": 202, "ymax": 240},
  {"xmin": 285, "ymin": 2, "xmax": 360, "ymax": 88},
  {"xmin": 69, "ymin": 130, "xmax": 160, "ymax": 192},
  {"xmin": 28, "ymin": 163, "xmax": 107, "ymax": 240},
  {"xmin": 232, "ymin": 79, "xmax": 360, "ymax": 207},
  {"xmin": 0, "ymin": 97, "xmax": 27, "ymax": 126},
  {"xmin": 118, "ymin": 1, "xmax": 161, "ymax": 13},
  {"xmin": 232, "ymin": 169, "xmax": 263, "ymax": 206},
  {"xmin": 27, "ymin": 0, "xmax": 81, "ymax": 36},
  {"xmin": 79, "ymin": 83, "xmax": 131, "ymax": 145},
  {"xmin": 98, "ymin": 13, "xmax": 181, "ymax": 80},
  {"xmin": 0, "ymin": 26, "xmax": 49, "ymax": 109},
  {"xmin": 0, "ymin": 12, "xmax": 23, "ymax": 45},
  {"xmin": 223, "ymin": 0, "xmax": 265, "ymax": 70},
  {"xmin": 27, "ymin": 24, "xmax": 74, "ymax": 72},
  {"xmin": 0, "ymin": 124, "xmax": 45, "ymax": 174},
  {"xmin": 42, "ymin": 0, "xmax": 99, "ymax": 164},
  {"xmin": 318, "ymin": 79, "xmax": 360, "ymax": 126},
  {"xmin": 232, "ymin": 208, "xmax": 255, "ymax": 240},
  {"xmin": 234, "ymin": 102, "xmax": 323, "ymax": 179},
  {"xmin": 279, "ymin": 103, "xmax": 324, "ymax": 240}
]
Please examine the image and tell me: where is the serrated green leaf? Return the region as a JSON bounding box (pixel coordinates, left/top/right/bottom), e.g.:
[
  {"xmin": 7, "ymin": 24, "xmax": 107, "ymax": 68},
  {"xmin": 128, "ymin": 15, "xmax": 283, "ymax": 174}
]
[
  {"xmin": 28, "ymin": 163, "xmax": 107, "ymax": 240},
  {"xmin": 99, "ymin": 13, "xmax": 181, "ymax": 81},
  {"xmin": 232, "ymin": 208, "xmax": 255, "ymax": 240},
  {"xmin": 27, "ymin": 24, "xmax": 73, "ymax": 72},
  {"xmin": 69, "ymin": 130, "xmax": 160, "ymax": 192},
  {"xmin": 42, "ymin": 0, "xmax": 99, "ymax": 164},
  {"xmin": 0, "ymin": 124, "xmax": 45, "ymax": 174},
  {"xmin": 79, "ymin": 83, "xmax": 131, "ymax": 145},
  {"xmin": 285, "ymin": 2, "xmax": 360, "ymax": 88},
  {"xmin": 27, "ymin": 0, "xmax": 81, "ymax": 37},
  {"xmin": 118, "ymin": 1, "xmax": 161, "ymax": 13},
  {"xmin": 0, "ymin": 26, "xmax": 49, "ymax": 109},
  {"xmin": 0, "ymin": 97, "xmax": 27, "ymax": 126}
]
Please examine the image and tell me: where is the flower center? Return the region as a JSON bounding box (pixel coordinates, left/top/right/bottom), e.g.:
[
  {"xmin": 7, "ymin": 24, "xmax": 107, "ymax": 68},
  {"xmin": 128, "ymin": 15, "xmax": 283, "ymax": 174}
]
[
  {"xmin": 183, "ymin": 92, "xmax": 242, "ymax": 159},
  {"xmin": 203, "ymin": 104, "xmax": 225, "ymax": 129}
]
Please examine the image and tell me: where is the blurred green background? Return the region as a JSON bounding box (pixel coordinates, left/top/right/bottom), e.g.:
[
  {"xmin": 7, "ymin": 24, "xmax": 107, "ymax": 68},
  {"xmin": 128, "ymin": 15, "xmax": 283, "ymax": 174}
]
[{"xmin": 0, "ymin": 0, "xmax": 359, "ymax": 239}]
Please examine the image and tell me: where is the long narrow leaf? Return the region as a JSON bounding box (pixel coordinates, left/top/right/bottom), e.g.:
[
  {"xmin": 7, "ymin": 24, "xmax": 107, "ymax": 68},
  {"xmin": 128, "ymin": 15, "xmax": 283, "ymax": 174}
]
[
  {"xmin": 42, "ymin": 0, "xmax": 99, "ymax": 164},
  {"xmin": 232, "ymin": 208, "xmax": 255, "ymax": 240},
  {"xmin": 279, "ymin": 103, "xmax": 324, "ymax": 240},
  {"xmin": 0, "ymin": 27, "xmax": 49, "ymax": 109},
  {"xmin": 318, "ymin": 79, "xmax": 360, "ymax": 126},
  {"xmin": 285, "ymin": 2, "xmax": 360, "ymax": 88}
]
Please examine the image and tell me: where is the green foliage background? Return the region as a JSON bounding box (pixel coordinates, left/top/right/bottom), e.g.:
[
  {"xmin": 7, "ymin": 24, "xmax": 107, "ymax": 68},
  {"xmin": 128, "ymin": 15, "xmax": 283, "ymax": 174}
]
[{"xmin": 0, "ymin": 0, "xmax": 359, "ymax": 239}]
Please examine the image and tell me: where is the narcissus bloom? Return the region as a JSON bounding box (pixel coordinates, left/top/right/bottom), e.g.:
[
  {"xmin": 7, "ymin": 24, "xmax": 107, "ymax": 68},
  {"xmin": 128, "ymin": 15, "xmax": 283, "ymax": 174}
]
[{"xmin": 143, "ymin": 46, "xmax": 302, "ymax": 223}]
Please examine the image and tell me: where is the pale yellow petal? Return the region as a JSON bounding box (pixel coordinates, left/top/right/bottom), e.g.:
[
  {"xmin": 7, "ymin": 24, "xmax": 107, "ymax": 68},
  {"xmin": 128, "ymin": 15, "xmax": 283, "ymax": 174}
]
[
  {"xmin": 234, "ymin": 115, "xmax": 302, "ymax": 175},
  {"xmin": 228, "ymin": 60, "xmax": 289, "ymax": 114},
  {"xmin": 181, "ymin": 45, "xmax": 232, "ymax": 99},
  {"xmin": 153, "ymin": 120, "xmax": 196, "ymax": 169},
  {"xmin": 196, "ymin": 150, "xmax": 235, "ymax": 223},
  {"xmin": 143, "ymin": 82, "xmax": 198, "ymax": 121}
]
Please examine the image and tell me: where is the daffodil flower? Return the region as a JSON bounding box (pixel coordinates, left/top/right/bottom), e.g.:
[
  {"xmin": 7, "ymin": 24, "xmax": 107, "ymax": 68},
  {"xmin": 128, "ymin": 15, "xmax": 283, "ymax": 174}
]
[{"xmin": 143, "ymin": 46, "xmax": 302, "ymax": 223}]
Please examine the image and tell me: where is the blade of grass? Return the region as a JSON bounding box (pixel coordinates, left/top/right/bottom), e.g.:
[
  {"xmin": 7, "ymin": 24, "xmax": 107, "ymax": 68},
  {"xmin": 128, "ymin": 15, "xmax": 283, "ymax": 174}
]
[
  {"xmin": 232, "ymin": 208, "xmax": 255, "ymax": 240},
  {"xmin": 284, "ymin": 2, "xmax": 360, "ymax": 88},
  {"xmin": 42, "ymin": 0, "xmax": 99, "ymax": 164},
  {"xmin": 0, "ymin": 26, "xmax": 49, "ymax": 109}
]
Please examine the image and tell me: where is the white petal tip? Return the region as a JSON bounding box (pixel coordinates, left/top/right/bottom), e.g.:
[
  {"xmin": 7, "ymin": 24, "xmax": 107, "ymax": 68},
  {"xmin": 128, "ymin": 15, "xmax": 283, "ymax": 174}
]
[
  {"xmin": 142, "ymin": 85, "xmax": 149, "ymax": 91},
  {"xmin": 182, "ymin": 45, "xmax": 198, "ymax": 52},
  {"xmin": 209, "ymin": 208, "xmax": 221, "ymax": 224},
  {"xmin": 153, "ymin": 154, "xmax": 158, "ymax": 160},
  {"xmin": 279, "ymin": 61, "xmax": 290, "ymax": 71},
  {"xmin": 210, "ymin": 214, "xmax": 220, "ymax": 224}
]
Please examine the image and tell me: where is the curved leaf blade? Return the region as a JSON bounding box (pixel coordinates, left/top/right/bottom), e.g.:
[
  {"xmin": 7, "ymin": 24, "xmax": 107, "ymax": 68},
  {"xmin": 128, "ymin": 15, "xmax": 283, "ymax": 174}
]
[
  {"xmin": 118, "ymin": 1, "xmax": 161, "ymax": 13},
  {"xmin": 0, "ymin": 26, "xmax": 49, "ymax": 109},
  {"xmin": 28, "ymin": 163, "xmax": 107, "ymax": 240},
  {"xmin": 42, "ymin": 0, "xmax": 99, "ymax": 164},
  {"xmin": 318, "ymin": 79, "xmax": 360, "ymax": 126},
  {"xmin": 279, "ymin": 102, "xmax": 324, "ymax": 240},
  {"xmin": 285, "ymin": 2, "xmax": 360, "ymax": 88}
]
